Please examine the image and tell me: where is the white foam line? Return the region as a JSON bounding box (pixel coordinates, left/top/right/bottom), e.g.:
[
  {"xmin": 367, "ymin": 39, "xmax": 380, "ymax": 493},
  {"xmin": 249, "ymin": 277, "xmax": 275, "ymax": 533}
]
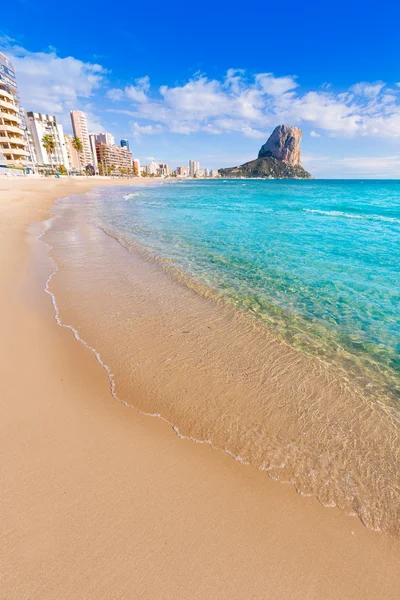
[{"xmin": 36, "ymin": 219, "xmax": 249, "ymax": 467}]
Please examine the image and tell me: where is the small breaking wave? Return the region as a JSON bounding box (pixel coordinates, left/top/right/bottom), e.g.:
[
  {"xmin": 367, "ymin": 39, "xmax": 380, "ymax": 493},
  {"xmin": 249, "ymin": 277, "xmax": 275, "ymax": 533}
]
[{"xmin": 304, "ymin": 208, "xmax": 400, "ymax": 223}]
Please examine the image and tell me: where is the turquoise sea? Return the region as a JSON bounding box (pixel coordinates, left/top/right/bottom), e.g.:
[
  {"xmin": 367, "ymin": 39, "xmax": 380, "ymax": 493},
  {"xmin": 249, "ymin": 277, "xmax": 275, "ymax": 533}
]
[{"xmin": 93, "ymin": 179, "xmax": 400, "ymax": 406}]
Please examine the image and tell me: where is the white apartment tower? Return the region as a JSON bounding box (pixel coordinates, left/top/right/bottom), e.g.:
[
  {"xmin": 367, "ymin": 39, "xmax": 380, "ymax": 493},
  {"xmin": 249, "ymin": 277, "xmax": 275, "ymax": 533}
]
[
  {"xmin": 189, "ymin": 160, "xmax": 200, "ymax": 177},
  {"xmin": 26, "ymin": 112, "xmax": 69, "ymax": 169},
  {"xmin": 70, "ymin": 110, "xmax": 93, "ymax": 168},
  {"xmin": 0, "ymin": 52, "xmax": 29, "ymax": 168}
]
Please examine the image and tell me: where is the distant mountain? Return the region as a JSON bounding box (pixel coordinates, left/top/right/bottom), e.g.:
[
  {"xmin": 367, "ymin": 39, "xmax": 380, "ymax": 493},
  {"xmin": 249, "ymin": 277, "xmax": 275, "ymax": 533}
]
[{"xmin": 219, "ymin": 125, "xmax": 312, "ymax": 179}]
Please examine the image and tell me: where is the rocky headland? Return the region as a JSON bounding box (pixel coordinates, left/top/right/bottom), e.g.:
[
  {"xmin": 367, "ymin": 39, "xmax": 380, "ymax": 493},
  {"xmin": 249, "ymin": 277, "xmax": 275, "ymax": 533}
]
[{"xmin": 219, "ymin": 125, "xmax": 312, "ymax": 179}]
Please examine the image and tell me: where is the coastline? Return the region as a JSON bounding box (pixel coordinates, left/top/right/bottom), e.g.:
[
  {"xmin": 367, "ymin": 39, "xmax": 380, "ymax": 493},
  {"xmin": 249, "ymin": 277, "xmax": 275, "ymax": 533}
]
[{"xmin": 1, "ymin": 177, "xmax": 400, "ymax": 599}]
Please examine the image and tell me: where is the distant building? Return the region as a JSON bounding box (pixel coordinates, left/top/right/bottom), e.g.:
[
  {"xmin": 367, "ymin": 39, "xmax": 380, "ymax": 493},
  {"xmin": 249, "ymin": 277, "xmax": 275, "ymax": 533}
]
[
  {"xmin": 120, "ymin": 138, "xmax": 129, "ymax": 150},
  {"xmin": 176, "ymin": 165, "xmax": 189, "ymax": 177},
  {"xmin": 26, "ymin": 112, "xmax": 69, "ymax": 170},
  {"xmin": 189, "ymin": 160, "xmax": 200, "ymax": 177},
  {"xmin": 92, "ymin": 132, "xmax": 115, "ymax": 147},
  {"xmin": 0, "ymin": 52, "xmax": 30, "ymax": 168},
  {"xmin": 210, "ymin": 169, "xmax": 220, "ymax": 178},
  {"xmin": 133, "ymin": 158, "xmax": 140, "ymax": 176},
  {"xmin": 147, "ymin": 161, "xmax": 159, "ymax": 175},
  {"xmin": 159, "ymin": 163, "xmax": 169, "ymax": 177},
  {"xmin": 204, "ymin": 168, "xmax": 210, "ymax": 177},
  {"xmin": 195, "ymin": 169, "xmax": 205, "ymax": 178},
  {"xmin": 70, "ymin": 110, "xmax": 92, "ymax": 169},
  {"xmin": 96, "ymin": 142, "xmax": 133, "ymax": 175}
]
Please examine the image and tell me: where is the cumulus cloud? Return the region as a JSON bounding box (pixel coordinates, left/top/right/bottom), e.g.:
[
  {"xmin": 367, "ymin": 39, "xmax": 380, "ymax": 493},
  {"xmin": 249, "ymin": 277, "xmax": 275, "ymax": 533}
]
[
  {"xmin": 310, "ymin": 130, "xmax": 321, "ymax": 137},
  {"xmin": 109, "ymin": 76, "xmax": 150, "ymax": 104},
  {"xmin": 350, "ymin": 81, "xmax": 385, "ymax": 98},
  {"xmin": 0, "ymin": 39, "xmax": 106, "ymax": 120},
  {"xmin": 106, "ymin": 69, "xmax": 400, "ymax": 140},
  {"xmin": 131, "ymin": 122, "xmax": 164, "ymax": 137}
]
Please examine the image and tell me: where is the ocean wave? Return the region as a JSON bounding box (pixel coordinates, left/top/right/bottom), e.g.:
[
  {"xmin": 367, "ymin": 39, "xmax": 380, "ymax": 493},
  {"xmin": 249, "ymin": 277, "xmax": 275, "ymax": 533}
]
[
  {"xmin": 304, "ymin": 208, "xmax": 400, "ymax": 223},
  {"xmin": 123, "ymin": 192, "xmax": 141, "ymax": 200}
]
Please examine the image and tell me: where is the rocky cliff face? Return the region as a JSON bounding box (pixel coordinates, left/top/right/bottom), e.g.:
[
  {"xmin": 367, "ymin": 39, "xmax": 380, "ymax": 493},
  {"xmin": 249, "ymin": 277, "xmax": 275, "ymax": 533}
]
[
  {"xmin": 219, "ymin": 125, "xmax": 311, "ymax": 179},
  {"xmin": 258, "ymin": 125, "xmax": 302, "ymax": 165}
]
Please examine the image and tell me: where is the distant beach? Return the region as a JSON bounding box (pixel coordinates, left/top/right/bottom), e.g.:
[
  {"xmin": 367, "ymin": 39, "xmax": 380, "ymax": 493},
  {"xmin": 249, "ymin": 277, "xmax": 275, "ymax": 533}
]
[{"xmin": 1, "ymin": 176, "xmax": 399, "ymax": 600}]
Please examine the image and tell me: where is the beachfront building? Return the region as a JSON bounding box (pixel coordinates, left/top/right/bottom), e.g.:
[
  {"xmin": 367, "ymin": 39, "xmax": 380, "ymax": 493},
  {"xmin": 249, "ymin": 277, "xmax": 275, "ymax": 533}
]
[
  {"xmin": 159, "ymin": 163, "xmax": 169, "ymax": 177},
  {"xmin": 195, "ymin": 169, "xmax": 205, "ymax": 178},
  {"xmin": 133, "ymin": 158, "xmax": 140, "ymax": 176},
  {"xmin": 92, "ymin": 132, "xmax": 115, "ymax": 147},
  {"xmin": 147, "ymin": 161, "xmax": 159, "ymax": 176},
  {"xmin": 120, "ymin": 139, "xmax": 129, "ymax": 150},
  {"xmin": 26, "ymin": 112, "xmax": 69, "ymax": 170},
  {"xmin": 210, "ymin": 169, "xmax": 220, "ymax": 178},
  {"xmin": 88, "ymin": 134, "xmax": 99, "ymax": 173},
  {"xmin": 96, "ymin": 142, "xmax": 133, "ymax": 175},
  {"xmin": 0, "ymin": 52, "xmax": 30, "ymax": 169},
  {"xmin": 70, "ymin": 110, "xmax": 92, "ymax": 169},
  {"xmin": 189, "ymin": 160, "xmax": 200, "ymax": 177},
  {"xmin": 64, "ymin": 134, "xmax": 80, "ymax": 171},
  {"xmin": 176, "ymin": 165, "xmax": 189, "ymax": 177}
]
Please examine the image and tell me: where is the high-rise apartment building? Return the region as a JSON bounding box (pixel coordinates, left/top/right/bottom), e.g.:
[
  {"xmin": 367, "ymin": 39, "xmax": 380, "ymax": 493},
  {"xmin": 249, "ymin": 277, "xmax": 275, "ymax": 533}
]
[
  {"xmin": 92, "ymin": 132, "xmax": 115, "ymax": 147},
  {"xmin": 88, "ymin": 134, "xmax": 99, "ymax": 172},
  {"xmin": 133, "ymin": 158, "xmax": 140, "ymax": 176},
  {"xmin": 0, "ymin": 52, "xmax": 29, "ymax": 168},
  {"xmin": 64, "ymin": 134, "xmax": 80, "ymax": 171},
  {"xmin": 176, "ymin": 166, "xmax": 189, "ymax": 177},
  {"xmin": 189, "ymin": 160, "xmax": 200, "ymax": 177},
  {"xmin": 26, "ymin": 112, "xmax": 69, "ymax": 169},
  {"xmin": 147, "ymin": 161, "xmax": 159, "ymax": 175},
  {"xmin": 70, "ymin": 110, "xmax": 92, "ymax": 168},
  {"xmin": 120, "ymin": 139, "xmax": 129, "ymax": 150},
  {"xmin": 96, "ymin": 143, "xmax": 133, "ymax": 174}
]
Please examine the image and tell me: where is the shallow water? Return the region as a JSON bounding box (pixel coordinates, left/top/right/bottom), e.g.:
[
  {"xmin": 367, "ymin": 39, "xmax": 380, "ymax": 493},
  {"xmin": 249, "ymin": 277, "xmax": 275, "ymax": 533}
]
[{"xmin": 43, "ymin": 179, "xmax": 400, "ymax": 535}]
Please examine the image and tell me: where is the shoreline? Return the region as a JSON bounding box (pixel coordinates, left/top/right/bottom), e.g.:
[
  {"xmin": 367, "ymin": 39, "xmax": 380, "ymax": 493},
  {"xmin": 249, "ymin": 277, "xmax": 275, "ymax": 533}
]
[
  {"xmin": 44, "ymin": 184, "xmax": 400, "ymax": 536},
  {"xmin": 1, "ymin": 177, "xmax": 400, "ymax": 599}
]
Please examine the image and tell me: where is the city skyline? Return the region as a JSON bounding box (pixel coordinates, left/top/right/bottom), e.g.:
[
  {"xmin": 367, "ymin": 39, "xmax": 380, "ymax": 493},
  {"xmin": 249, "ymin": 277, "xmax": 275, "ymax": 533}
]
[
  {"xmin": 0, "ymin": 0, "xmax": 400, "ymax": 178},
  {"xmin": 2, "ymin": 1, "xmax": 400, "ymax": 178}
]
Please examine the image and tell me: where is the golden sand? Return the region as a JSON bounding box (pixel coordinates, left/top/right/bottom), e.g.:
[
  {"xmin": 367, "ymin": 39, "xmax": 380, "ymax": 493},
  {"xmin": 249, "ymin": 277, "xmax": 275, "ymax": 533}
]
[{"xmin": 0, "ymin": 176, "xmax": 399, "ymax": 599}]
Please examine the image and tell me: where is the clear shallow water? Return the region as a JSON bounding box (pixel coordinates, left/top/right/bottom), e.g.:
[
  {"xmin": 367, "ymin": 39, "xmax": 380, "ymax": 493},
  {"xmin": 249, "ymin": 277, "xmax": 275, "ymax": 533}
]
[
  {"xmin": 43, "ymin": 179, "xmax": 400, "ymax": 535},
  {"xmin": 93, "ymin": 179, "xmax": 400, "ymax": 407}
]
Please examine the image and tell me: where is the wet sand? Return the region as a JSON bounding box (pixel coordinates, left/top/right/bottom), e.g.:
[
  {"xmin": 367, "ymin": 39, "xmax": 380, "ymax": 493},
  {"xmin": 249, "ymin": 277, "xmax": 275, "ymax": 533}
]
[{"xmin": 1, "ymin": 176, "xmax": 399, "ymax": 599}]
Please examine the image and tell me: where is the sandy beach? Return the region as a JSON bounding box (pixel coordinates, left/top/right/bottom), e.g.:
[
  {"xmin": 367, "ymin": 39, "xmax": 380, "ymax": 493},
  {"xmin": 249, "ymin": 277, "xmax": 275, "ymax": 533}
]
[{"xmin": 1, "ymin": 176, "xmax": 400, "ymax": 599}]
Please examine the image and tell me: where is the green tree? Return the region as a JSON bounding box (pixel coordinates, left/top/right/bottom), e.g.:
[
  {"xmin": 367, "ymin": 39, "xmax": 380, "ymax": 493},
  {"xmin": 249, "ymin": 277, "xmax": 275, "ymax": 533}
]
[
  {"xmin": 132, "ymin": 165, "xmax": 138, "ymax": 177},
  {"xmin": 72, "ymin": 136, "xmax": 83, "ymax": 172},
  {"xmin": 42, "ymin": 134, "xmax": 56, "ymax": 171},
  {"xmin": 58, "ymin": 164, "xmax": 67, "ymax": 175}
]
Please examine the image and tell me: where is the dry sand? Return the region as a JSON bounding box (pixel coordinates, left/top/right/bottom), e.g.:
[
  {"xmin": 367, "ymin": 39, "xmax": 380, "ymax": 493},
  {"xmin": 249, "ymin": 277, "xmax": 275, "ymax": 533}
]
[{"xmin": 0, "ymin": 176, "xmax": 399, "ymax": 599}]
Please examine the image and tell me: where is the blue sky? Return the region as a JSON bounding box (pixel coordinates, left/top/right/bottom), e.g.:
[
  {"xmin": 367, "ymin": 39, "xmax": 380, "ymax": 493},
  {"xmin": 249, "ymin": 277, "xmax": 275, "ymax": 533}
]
[{"xmin": 2, "ymin": 0, "xmax": 400, "ymax": 177}]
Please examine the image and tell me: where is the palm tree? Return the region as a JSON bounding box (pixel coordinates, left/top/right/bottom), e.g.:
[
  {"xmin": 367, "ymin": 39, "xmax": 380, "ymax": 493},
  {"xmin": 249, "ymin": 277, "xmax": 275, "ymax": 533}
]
[
  {"xmin": 72, "ymin": 136, "xmax": 83, "ymax": 173},
  {"xmin": 42, "ymin": 134, "xmax": 56, "ymax": 172}
]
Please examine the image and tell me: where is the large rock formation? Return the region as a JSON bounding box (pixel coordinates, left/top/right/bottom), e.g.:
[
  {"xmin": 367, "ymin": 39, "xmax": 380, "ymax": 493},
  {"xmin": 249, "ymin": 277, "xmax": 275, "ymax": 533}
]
[
  {"xmin": 219, "ymin": 125, "xmax": 311, "ymax": 179},
  {"xmin": 258, "ymin": 125, "xmax": 302, "ymax": 164}
]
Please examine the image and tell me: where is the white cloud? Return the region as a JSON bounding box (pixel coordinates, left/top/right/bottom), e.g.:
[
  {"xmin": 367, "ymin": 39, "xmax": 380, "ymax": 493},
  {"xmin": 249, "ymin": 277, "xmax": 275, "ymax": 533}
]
[
  {"xmin": 310, "ymin": 130, "xmax": 321, "ymax": 137},
  {"xmin": 107, "ymin": 76, "xmax": 150, "ymax": 104},
  {"xmin": 131, "ymin": 122, "xmax": 164, "ymax": 137},
  {"xmin": 350, "ymin": 81, "xmax": 385, "ymax": 98},
  {"xmin": 255, "ymin": 73, "xmax": 298, "ymax": 96},
  {"xmin": 106, "ymin": 69, "xmax": 400, "ymax": 141},
  {"xmin": 107, "ymin": 88, "xmax": 124, "ymax": 102},
  {"xmin": 0, "ymin": 39, "xmax": 106, "ymax": 120}
]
